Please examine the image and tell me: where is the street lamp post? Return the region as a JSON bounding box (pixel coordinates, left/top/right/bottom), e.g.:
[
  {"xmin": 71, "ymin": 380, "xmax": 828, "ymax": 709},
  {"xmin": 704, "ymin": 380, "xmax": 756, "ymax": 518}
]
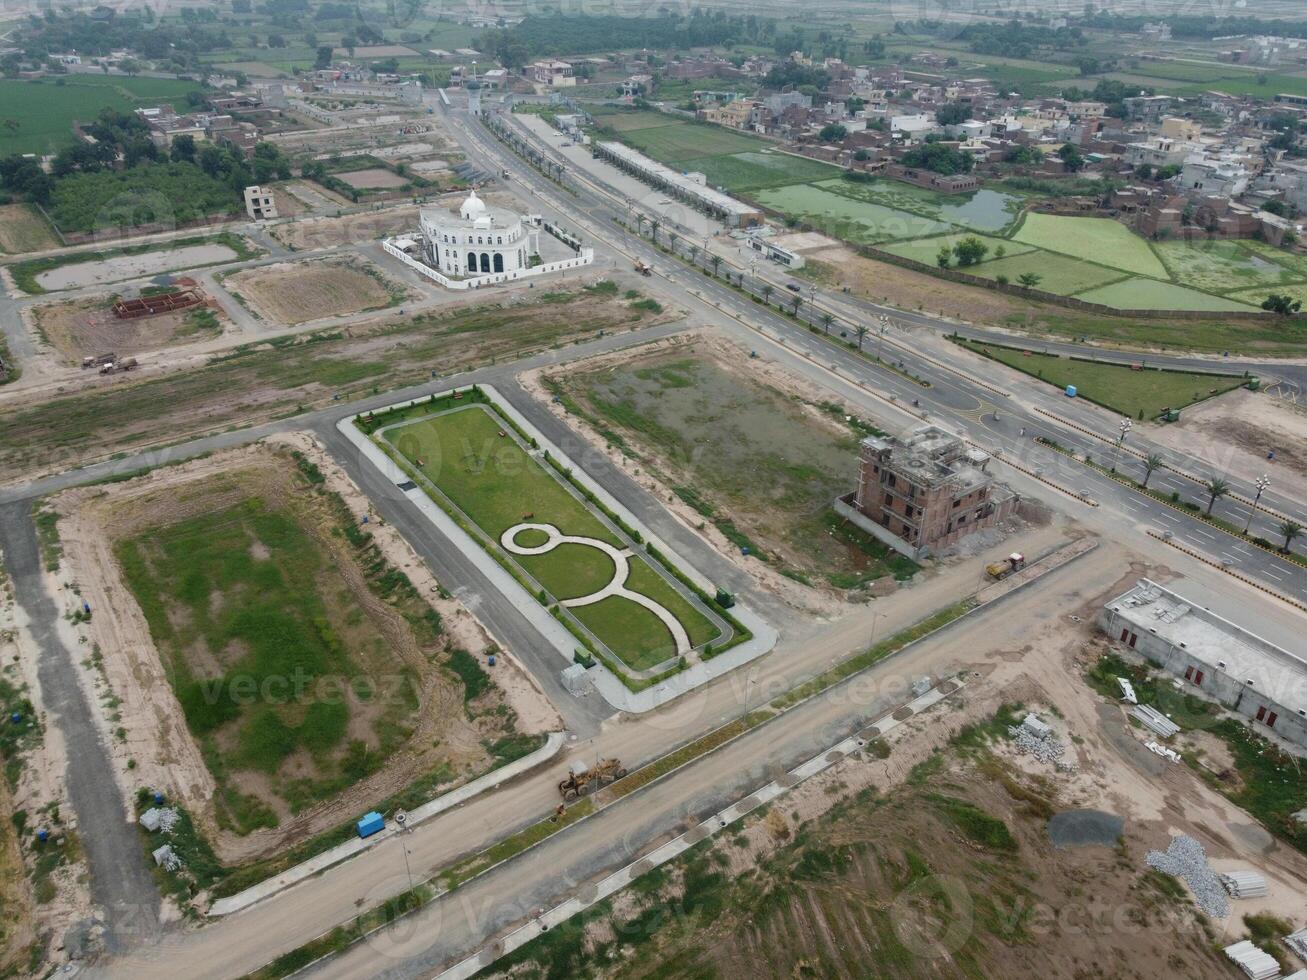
[
  {"xmin": 1113, "ymin": 417, "xmax": 1132, "ymax": 471},
  {"xmin": 877, "ymin": 314, "xmax": 890, "ymax": 362},
  {"xmin": 1244, "ymin": 474, "xmax": 1270, "ymax": 535}
]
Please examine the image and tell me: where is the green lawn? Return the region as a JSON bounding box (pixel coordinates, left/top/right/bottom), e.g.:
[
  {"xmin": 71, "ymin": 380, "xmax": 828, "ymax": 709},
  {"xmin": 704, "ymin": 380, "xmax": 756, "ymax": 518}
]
[
  {"xmin": 1013, "ymin": 213, "xmax": 1171, "ymax": 279},
  {"xmin": 0, "ymin": 75, "xmax": 204, "ymax": 156},
  {"xmin": 381, "ymin": 403, "xmax": 721, "ymax": 672},
  {"xmin": 958, "ymin": 339, "xmax": 1245, "ymax": 419},
  {"xmin": 1073, "ymin": 278, "xmax": 1257, "ymax": 312}
]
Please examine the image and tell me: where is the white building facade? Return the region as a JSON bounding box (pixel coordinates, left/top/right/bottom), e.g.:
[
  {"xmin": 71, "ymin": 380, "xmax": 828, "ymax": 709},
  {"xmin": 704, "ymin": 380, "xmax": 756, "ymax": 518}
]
[{"xmin": 419, "ymin": 191, "xmax": 541, "ymax": 278}]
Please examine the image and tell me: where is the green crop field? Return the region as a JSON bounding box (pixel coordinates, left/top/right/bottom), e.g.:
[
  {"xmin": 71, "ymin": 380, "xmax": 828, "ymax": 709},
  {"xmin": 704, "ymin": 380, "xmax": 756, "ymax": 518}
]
[
  {"xmin": 959, "ymin": 339, "xmax": 1245, "ymax": 419},
  {"xmin": 821, "ymin": 179, "xmax": 1025, "ymax": 234},
  {"xmin": 1073, "ymin": 278, "xmax": 1257, "ymax": 312},
  {"xmin": 683, "ymin": 150, "xmax": 840, "ymax": 192},
  {"xmin": 0, "ymin": 75, "xmax": 204, "ymax": 156},
  {"xmin": 1153, "ymin": 239, "xmax": 1307, "ymax": 295},
  {"xmin": 378, "ymin": 400, "xmax": 723, "ymax": 673},
  {"xmin": 617, "ymin": 116, "xmax": 768, "ymax": 162},
  {"xmin": 974, "ymin": 252, "xmax": 1128, "ymax": 295},
  {"xmin": 755, "ymin": 183, "xmax": 952, "ymax": 242},
  {"xmin": 1013, "ymin": 213, "xmax": 1171, "ymax": 279},
  {"xmin": 880, "ymin": 232, "xmax": 1035, "ymax": 264}
]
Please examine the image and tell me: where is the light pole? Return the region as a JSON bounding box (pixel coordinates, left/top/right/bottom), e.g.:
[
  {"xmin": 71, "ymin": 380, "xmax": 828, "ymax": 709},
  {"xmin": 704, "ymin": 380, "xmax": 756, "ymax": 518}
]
[
  {"xmin": 1113, "ymin": 417, "xmax": 1132, "ymax": 471},
  {"xmin": 877, "ymin": 314, "xmax": 889, "ymax": 362},
  {"xmin": 1244, "ymin": 474, "xmax": 1270, "ymax": 534}
]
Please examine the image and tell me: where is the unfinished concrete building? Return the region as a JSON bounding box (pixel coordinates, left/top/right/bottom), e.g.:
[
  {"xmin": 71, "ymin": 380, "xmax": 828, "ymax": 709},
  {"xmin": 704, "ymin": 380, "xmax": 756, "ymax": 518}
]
[
  {"xmin": 1101, "ymin": 578, "xmax": 1307, "ymax": 750},
  {"xmin": 838, "ymin": 425, "xmax": 1017, "ymax": 559}
]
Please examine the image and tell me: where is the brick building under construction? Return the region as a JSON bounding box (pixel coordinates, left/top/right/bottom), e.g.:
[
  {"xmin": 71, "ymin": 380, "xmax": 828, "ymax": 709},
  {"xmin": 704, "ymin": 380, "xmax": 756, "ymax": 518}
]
[{"xmin": 839, "ymin": 425, "xmax": 1018, "ymax": 559}]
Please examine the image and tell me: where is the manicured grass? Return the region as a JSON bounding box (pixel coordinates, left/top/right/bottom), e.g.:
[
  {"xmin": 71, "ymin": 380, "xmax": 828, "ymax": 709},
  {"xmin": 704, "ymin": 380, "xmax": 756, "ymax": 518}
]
[
  {"xmin": 1013, "ymin": 213, "xmax": 1171, "ymax": 280},
  {"xmin": 0, "ymin": 75, "xmax": 203, "ymax": 156},
  {"xmin": 957, "ymin": 338, "xmax": 1245, "ymax": 419},
  {"xmin": 755, "ymin": 182, "xmax": 952, "ymax": 243},
  {"xmin": 1073, "ymin": 277, "xmax": 1257, "ymax": 313},
  {"xmin": 381, "ymin": 403, "xmax": 721, "ymax": 672},
  {"xmin": 1153, "ymin": 239, "xmax": 1307, "ymax": 295}
]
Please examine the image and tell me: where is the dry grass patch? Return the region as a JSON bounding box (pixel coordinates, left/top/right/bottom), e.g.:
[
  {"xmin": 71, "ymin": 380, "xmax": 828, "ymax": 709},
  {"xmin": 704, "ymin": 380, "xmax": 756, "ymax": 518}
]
[
  {"xmin": 224, "ymin": 256, "xmax": 410, "ymax": 325},
  {"xmin": 0, "ymin": 203, "xmax": 58, "ymax": 253}
]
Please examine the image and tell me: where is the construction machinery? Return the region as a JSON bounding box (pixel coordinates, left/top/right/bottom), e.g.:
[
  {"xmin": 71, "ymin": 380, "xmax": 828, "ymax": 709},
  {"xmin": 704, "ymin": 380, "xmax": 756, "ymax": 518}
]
[
  {"xmin": 558, "ymin": 758, "xmax": 627, "ymax": 801},
  {"xmin": 985, "ymin": 552, "xmax": 1026, "ymax": 581},
  {"xmin": 633, "ymin": 259, "xmax": 653, "ymax": 277},
  {"xmin": 82, "ymin": 352, "xmax": 117, "ymax": 370},
  {"xmin": 98, "ymin": 357, "xmax": 139, "ymax": 375}
]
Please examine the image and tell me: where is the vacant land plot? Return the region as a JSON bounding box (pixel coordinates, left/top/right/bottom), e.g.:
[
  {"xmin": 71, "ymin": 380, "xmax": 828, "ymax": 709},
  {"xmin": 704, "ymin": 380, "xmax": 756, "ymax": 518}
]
[
  {"xmin": 958, "ymin": 339, "xmax": 1245, "ymax": 418},
  {"xmin": 31, "ymin": 293, "xmax": 226, "ymax": 365},
  {"xmin": 1074, "ymin": 278, "xmax": 1256, "ymax": 312},
  {"xmin": 9, "ymin": 233, "xmax": 260, "ymax": 295},
  {"xmin": 1013, "ymin": 213, "xmax": 1170, "ymax": 279},
  {"xmin": 104, "ymin": 448, "xmax": 525, "ymax": 842},
  {"xmin": 374, "ymin": 396, "xmax": 725, "ymax": 674},
  {"xmin": 1, "ymin": 286, "xmax": 652, "ymax": 481},
  {"xmin": 0, "ymin": 75, "xmax": 201, "ymax": 156},
  {"xmin": 0, "ymin": 204, "xmax": 58, "ymax": 253},
  {"xmin": 1153, "ymin": 239, "xmax": 1307, "ymax": 295},
  {"xmin": 223, "ymin": 256, "xmax": 409, "ymax": 325},
  {"xmin": 551, "ymin": 343, "xmax": 918, "ymax": 591},
  {"xmin": 336, "ymin": 167, "xmax": 409, "ymax": 189},
  {"xmin": 756, "ymin": 183, "xmax": 952, "ymax": 243}
]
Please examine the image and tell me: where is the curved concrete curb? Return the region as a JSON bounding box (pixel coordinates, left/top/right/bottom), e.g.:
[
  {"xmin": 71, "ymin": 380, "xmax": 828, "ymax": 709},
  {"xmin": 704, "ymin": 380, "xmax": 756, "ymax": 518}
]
[{"xmin": 208, "ymin": 731, "xmax": 566, "ymax": 918}]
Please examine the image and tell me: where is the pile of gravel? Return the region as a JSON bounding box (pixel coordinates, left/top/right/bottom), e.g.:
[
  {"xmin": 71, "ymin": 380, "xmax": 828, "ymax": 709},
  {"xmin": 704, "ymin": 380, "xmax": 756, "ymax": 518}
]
[
  {"xmin": 1008, "ymin": 724, "xmax": 1074, "ymax": 770},
  {"xmin": 1146, "ymin": 835, "xmax": 1229, "ymax": 918}
]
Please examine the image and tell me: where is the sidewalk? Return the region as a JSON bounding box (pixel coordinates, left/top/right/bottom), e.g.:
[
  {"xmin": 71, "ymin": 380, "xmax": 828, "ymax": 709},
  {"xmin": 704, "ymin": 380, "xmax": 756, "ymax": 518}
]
[{"xmin": 208, "ymin": 731, "xmax": 566, "ymax": 917}]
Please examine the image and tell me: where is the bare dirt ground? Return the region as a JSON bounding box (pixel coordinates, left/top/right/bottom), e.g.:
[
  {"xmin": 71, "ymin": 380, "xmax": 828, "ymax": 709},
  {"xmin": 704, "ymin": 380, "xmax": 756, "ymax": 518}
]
[
  {"xmin": 0, "ymin": 555, "xmax": 93, "ymax": 973},
  {"xmin": 28, "ymin": 293, "xmax": 229, "ymax": 366},
  {"xmin": 270, "ymin": 204, "xmax": 420, "ymax": 251},
  {"xmin": 222, "ymin": 255, "xmax": 411, "ymax": 326},
  {"xmin": 0, "ymin": 204, "xmax": 59, "ymax": 254},
  {"xmin": 500, "ymin": 544, "xmax": 1307, "ymax": 978},
  {"xmin": 1149, "ymin": 387, "xmax": 1307, "ymax": 506},
  {"xmin": 52, "ymin": 439, "xmax": 557, "ymax": 864},
  {"xmin": 336, "ymin": 168, "xmax": 408, "ymax": 190}
]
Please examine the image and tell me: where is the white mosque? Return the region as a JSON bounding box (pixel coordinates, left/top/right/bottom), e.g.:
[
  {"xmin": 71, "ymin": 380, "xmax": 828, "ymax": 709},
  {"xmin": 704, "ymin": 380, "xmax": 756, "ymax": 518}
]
[{"xmin": 417, "ymin": 190, "xmax": 540, "ymax": 278}]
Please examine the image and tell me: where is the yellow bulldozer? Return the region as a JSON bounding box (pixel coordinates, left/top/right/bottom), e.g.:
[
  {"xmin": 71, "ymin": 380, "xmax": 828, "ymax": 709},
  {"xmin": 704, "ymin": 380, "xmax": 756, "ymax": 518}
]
[
  {"xmin": 558, "ymin": 758, "xmax": 628, "ymax": 801},
  {"xmin": 986, "ymin": 552, "xmax": 1026, "ymax": 581}
]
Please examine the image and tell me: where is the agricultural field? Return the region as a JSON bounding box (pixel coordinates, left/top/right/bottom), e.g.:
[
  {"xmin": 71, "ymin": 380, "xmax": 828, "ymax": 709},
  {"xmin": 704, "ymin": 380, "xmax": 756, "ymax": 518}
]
[
  {"xmin": 369, "ymin": 393, "xmax": 729, "ymax": 676},
  {"xmin": 0, "ymin": 75, "xmax": 204, "ymax": 156},
  {"xmin": 0, "ymin": 204, "xmax": 58, "ymax": 254},
  {"xmin": 1012, "ymin": 213, "xmax": 1171, "ymax": 280},
  {"xmin": 957, "ymin": 339, "xmax": 1246, "ymax": 419},
  {"xmin": 548, "ymin": 343, "xmax": 919, "ymax": 591},
  {"xmin": 821, "ymin": 179, "xmax": 1026, "ymax": 234},
  {"xmin": 879, "ymin": 232, "xmax": 1035, "ymax": 265},
  {"xmin": 1074, "ymin": 278, "xmax": 1257, "ymax": 313},
  {"xmin": 222, "ymin": 256, "xmax": 411, "ymax": 325},
  {"xmin": 755, "ymin": 183, "xmax": 954, "ymax": 243},
  {"xmin": 968, "ymin": 251, "xmax": 1126, "ymax": 295},
  {"xmin": 106, "ymin": 449, "xmax": 526, "ymax": 840}
]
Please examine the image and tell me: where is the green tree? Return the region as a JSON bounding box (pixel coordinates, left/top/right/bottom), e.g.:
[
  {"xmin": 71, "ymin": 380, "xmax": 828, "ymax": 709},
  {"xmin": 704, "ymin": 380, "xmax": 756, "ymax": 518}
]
[
  {"xmin": 854, "ymin": 324, "xmax": 868, "ymax": 350},
  {"xmin": 936, "ymin": 245, "xmax": 952, "ymax": 268},
  {"xmin": 1141, "ymin": 453, "xmax": 1163, "ymax": 488},
  {"xmin": 315, "ymin": 45, "xmax": 334, "ymax": 70},
  {"xmin": 953, "ymin": 235, "xmax": 989, "ymax": 266},
  {"xmin": 1058, "ymin": 142, "xmax": 1086, "ymax": 172},
  {"xmin": 170, "ymin": 134, "xmax": 196, "ymax": 164},
  {"xmin": 1203, "ymin": 477, "xmax": 1229, "ymax": 515},
  {"xmin": 1280, "ymin": 519, "xmax": 1303, "ymax": 553},
  {"xmin": 1262, "ymin": 293, "xmax": 1303, "ymax": 315},
  {"xmin": 818, "ymin": 123, "xmax": 848, "ymax": 143},
  {"xmin": 1017, "ymin": 272, "xmax": 1042, "ymax": 288}
]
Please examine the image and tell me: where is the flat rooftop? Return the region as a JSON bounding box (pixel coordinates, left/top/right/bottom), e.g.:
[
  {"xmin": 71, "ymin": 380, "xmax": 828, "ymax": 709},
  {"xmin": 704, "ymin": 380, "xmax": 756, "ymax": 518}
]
[
  {"xmin": 596, "ymin": 141, "xmax": 761, "ymax": 219},
  {"xmin": 1106, "ymin": 579, "xmax": 1307, "ymax": 710}
]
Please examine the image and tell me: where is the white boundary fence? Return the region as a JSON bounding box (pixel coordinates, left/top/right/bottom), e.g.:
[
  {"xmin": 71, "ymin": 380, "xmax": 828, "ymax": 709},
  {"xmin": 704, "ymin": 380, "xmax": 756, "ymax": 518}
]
[{"xmin": 381, "ymin": 239, "xmax": 594, "ymax": 290}]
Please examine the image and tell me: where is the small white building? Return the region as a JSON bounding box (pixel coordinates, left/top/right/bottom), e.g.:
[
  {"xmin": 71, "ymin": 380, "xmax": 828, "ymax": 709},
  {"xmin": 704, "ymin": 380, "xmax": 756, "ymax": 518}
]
[
  {"xmin": 418, "ymin": 190, "xmax": 540, "ymax": 278},
  {"xmin": 243, "ymin": 185, "xmax": 278, "ymax": 221}
]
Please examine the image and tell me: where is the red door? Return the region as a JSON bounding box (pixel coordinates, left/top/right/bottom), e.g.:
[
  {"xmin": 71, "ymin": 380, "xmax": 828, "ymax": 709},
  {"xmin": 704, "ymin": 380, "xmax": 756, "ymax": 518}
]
[
  {"xmin": 1256, "ymin": 706, "xmax": 1267, "ymax": 722},
  {"xmin": 1266, "ymin": 711, "xmax": 1278, "ymax": 728},
  {"xmin": 1120, "ymin": 628, "xmax": 1129, "ymax": 642},
  {"xmin": 1184, "ymin": 666, "xmax": 1194, "ymax": 681},
  {"xmin": 1129, "ymin": 632, "xmax": 1138, "ymax": 648},
  {"xmin": 1194, "ymin": 670, "xmax": 1204, "ymax": 686}
]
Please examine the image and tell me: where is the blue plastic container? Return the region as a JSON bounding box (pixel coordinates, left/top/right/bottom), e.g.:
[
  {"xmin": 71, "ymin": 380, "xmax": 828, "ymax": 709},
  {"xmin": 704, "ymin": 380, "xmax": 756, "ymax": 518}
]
[
  {"xmin": 357, "ymin": 811, "xmax": 385, "ymax": 839},
  {"xmin": 1065, "ymin": 385, "xmax": 1078, "ymax": 398}
]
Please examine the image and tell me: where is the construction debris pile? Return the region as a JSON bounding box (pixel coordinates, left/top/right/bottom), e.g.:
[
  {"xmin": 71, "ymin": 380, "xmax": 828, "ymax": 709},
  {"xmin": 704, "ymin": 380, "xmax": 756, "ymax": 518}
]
[
  {"xmin": 1008, "ymin": 713, "xmax": 1076, "ymax": 771},
  {"xmin": 1133, "ymin": 704, "xmax": 1181, "ymax": 739},
  {"xmin": 1146, "ymin": 835, "xmax": 1229, "ymax": 918},
  {"xmin": 1221, "ymin": 870, "xmax": 1270, "ymax": 900},
  {"xmin": 139, "ymin": 804, "xmax": 186, "ymax": 872},
  {"xmin": 1286, "ymin": 927, "xmax": 1307, "ymax": 961}
]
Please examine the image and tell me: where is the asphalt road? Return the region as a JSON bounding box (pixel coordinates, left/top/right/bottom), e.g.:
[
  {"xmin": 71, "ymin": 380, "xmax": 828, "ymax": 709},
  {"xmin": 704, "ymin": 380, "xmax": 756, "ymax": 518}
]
[{"xmin": 457, "ymin": 104, "xmax": 1307, "ymax": 605}]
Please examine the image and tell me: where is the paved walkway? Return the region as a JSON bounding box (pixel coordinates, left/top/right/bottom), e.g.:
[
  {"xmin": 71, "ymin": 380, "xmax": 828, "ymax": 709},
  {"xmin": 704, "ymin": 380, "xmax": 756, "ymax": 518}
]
[{"xmin": 501, "ymin": 522, "xmax": 692, "ymax": 655}]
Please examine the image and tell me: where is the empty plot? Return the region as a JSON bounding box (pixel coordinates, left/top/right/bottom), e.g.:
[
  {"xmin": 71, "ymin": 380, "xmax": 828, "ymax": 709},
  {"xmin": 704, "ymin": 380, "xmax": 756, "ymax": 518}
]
[
  {"xmin": 1074, "ymin": 278, "xmax": 1257, "ymax": 312},
  {"xmin": 223, "ymin": 257, "xmax": 406, "ymax": 325},
  {"xmin": 336, "ymin": 167, "xmax": 409, "ymax": 189},
  {"xmin": 1013, "ymin": 213, "xmax": 1170, "ymax": 279},
  {"xmin": 1153, "ymin": 239, "xmax": 1307, "ymax": 294},
  {"xmin": 0, "ymin": 204, "xmax": 58, "ymax": 253}
]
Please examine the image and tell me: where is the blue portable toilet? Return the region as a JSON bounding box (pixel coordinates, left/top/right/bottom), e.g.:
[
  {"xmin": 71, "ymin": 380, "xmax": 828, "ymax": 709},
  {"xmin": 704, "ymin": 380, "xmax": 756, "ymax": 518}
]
[
  {"xmin": 1065, "ymin": 385, "xmax": 1078, "ymax": 398},
  {"xmin": 487, "ymin": 654, "xmax": 496, "ymax": 667},
  {"xmin": 357, "ymin": 811, "xmax": 385, "ymax": 839},
  {"xmin": 154, "ymin": 792, "xmax": 165, "ymax": 804}
]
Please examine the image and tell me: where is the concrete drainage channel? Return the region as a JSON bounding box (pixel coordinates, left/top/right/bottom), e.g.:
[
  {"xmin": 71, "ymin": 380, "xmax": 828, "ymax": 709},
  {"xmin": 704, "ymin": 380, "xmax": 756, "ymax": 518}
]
[{"xmin": 431, "ymin": 677, "xmax": 968, "ymax": 980}]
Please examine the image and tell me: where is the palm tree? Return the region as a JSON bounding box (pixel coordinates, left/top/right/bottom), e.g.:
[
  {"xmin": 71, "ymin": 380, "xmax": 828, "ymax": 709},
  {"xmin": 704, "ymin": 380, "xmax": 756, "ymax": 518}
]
[
  {"xmin": 687, "ymin": 245, "xmax": 699, "ymax": 267},
  {"xmin": 649, "ymin": 218, "xmax": 660, "ymax": 245},
  {"xmin": 1141, "ymin": 453, "xmax": 1163, "ymax": 488},
  {"xmin": 667, "ymin": 231, "xmax": 678, "ymax": 253},
  {"xmin": 1203, "ymin": 477, "xmax": 1230, "ymax": 515},
  {"xmin": 790, "ymin": 294, "xmax": 803, "ymax": 317},
  {"xmin": 711, "ymin": 254, "xmax": 722, "ymax": 277},
  {"xmin": 760, "ymin": 283, "xmax": 773, "ymax": 305},
  {"xmin": 821, "ymin": 312, "xmax": 834, "ymax": 335},
  {"xmin": 854, "ymin": 324, "xmax": 868, "ymax": 350},
  {"xmin": 1280, "ymin": 519, "xmax": 1303, "ymax": 553}
]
